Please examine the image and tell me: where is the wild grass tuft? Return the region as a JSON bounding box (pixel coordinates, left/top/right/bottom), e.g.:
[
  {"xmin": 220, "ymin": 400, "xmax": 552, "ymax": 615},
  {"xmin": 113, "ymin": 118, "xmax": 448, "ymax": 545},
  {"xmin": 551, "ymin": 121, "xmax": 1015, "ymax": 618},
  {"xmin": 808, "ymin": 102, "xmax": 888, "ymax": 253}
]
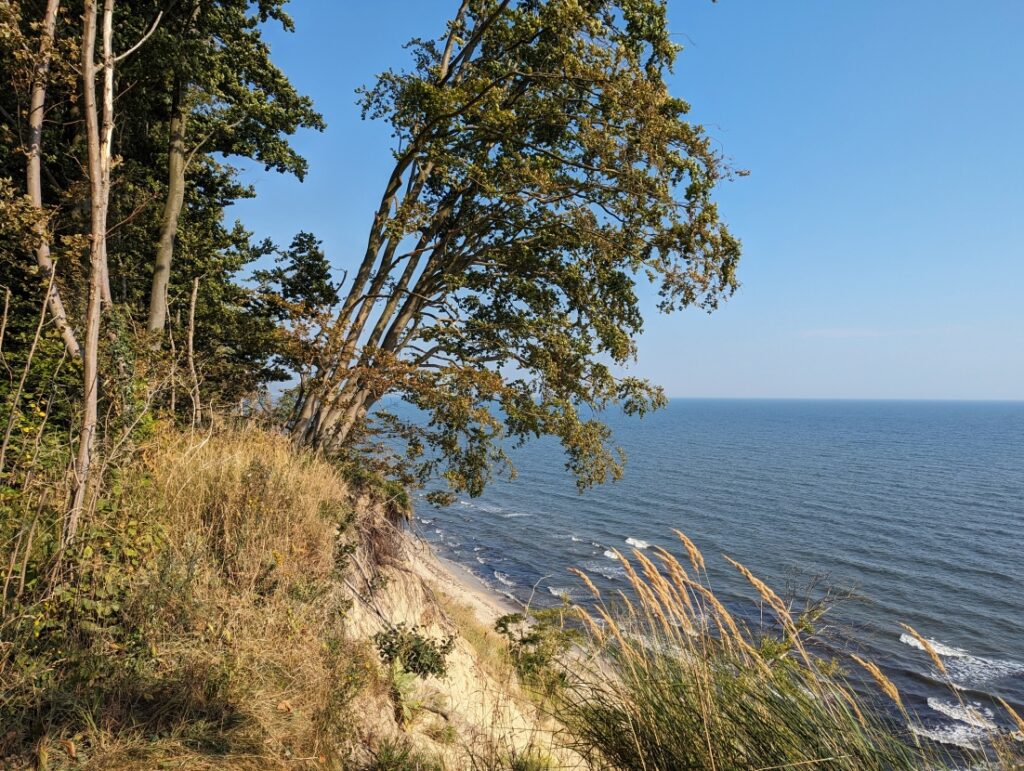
[{"xmin": 554, "ymin": 536, "xmax": 1024, "ymax": 770}]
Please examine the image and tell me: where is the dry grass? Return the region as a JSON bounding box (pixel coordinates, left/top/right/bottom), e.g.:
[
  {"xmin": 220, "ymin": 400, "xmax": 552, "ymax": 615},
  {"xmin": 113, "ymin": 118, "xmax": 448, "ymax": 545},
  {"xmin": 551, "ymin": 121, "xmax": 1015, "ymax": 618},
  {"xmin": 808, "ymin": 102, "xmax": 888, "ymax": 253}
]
[
  {"xmin": 556, "ymin": 536, "xmax": 1024, "ymax": 770},
  {"xmin": 2, "ymin": 424, "xmax": 377, "ymax": 769}
]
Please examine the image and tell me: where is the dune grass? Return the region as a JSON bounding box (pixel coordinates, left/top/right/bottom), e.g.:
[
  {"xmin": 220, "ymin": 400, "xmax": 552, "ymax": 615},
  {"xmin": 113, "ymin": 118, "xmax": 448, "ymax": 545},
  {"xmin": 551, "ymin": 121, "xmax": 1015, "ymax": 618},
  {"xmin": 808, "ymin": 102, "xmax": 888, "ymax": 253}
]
[{"xmin": 551, "ymin": 534, "xmax": 1023, "ymax": 770}]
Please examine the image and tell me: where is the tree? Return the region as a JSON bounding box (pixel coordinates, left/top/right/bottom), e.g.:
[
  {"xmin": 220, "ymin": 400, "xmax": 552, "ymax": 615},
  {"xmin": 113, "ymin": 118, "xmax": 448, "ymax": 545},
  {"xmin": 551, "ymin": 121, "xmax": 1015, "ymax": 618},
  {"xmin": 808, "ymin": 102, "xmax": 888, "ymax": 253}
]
[
  {"xmin": 143, "ymin": 0, "xmax": 324, "ymax": 334},
  {"xmin": 24, "ymin": 0, "xmax": 80, "ymax": 359},
  {"xmin": 290, "ymin": 0, "xmax": 741, "ymax": 498},
  {"xmin": 69, "ymin": 0, "xmax": 141, "ymax": 541}
]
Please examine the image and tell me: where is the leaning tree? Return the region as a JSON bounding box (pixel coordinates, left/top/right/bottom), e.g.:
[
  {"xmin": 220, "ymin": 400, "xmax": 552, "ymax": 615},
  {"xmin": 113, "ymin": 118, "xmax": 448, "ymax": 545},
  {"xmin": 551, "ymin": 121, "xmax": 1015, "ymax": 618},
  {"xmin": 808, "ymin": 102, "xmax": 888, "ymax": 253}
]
[{"xmin": 289, "ymin": 0, "xmax": 742, "ymax": 498}]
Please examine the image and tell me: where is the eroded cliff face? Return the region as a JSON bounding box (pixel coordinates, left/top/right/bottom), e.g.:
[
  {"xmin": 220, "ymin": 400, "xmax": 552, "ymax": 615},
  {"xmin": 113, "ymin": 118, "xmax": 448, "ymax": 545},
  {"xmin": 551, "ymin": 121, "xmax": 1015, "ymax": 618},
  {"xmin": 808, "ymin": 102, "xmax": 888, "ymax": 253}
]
[{"xmin": 339, "ymin": 497, "xmax": 577, "ymax": 768}]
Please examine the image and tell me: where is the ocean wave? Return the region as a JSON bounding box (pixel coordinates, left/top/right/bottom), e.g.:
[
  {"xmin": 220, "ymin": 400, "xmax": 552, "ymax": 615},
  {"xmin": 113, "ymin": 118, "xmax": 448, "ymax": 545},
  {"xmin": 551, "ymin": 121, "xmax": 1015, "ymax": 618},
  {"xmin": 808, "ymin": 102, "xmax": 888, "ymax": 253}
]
[
  {"xmin": 570, "ymin": 535, "xmax": 584, "ymax": 542},
  {"xmin": 899, "ymin": 633, "xmax": 968, "ymax": 658},
  {"xmin": 625, "ymin": 537, "xmax": 650, "ymax": 549},
  {"xmin": 926, "ymin": 698, "xmax": 997, "ymax": 730},
  {"xmin": 457, "ymin": 498, "xmax": 531, "ymax": 518},
  {"xmin": 583, "ymin": 560, "xmax": 625, "ymax": 581},
  {"xmin": 909, "ymin": 722, "xmax": 987, "ymax": 751},
  {"xmin": 900, "ymin": 633, "xmax": 1024, "ymax": 688},
  {"xmin": 603, "ymin": 549, "xmax": 619, "ymax": 559},
  {"xmin": 475, "ymin": 556, "xmax": 486, "ymax": 564},
  {"xmin": 493, "ymin": 571, "xmax": 515, "ymax": 588},
  {"xmin": 417, "ymin": 517, "xmax": 433, "ymax": 525},
  {"xmin": 547, "ymin": 586, "xmax": 575, "ymax": 599}
]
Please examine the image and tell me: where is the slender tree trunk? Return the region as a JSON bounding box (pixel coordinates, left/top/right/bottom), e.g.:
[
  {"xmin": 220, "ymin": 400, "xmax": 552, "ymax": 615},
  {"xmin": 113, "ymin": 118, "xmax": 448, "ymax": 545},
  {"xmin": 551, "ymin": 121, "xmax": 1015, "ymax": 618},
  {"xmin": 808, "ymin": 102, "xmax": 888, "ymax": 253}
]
[
  {"xmin": 68, "ymin": 0, "xmax": 113, "ymax": 544},
  {"xmin": 147, "ymin": 76, "xmax": 187, "ymax": 333},
  {"xmin": 187, "ymin": 275, "xmax": 201, "ymax": 425},
  {"xmin": 26, "ymin": 0, "xmax": 81, "ymax": 359}
]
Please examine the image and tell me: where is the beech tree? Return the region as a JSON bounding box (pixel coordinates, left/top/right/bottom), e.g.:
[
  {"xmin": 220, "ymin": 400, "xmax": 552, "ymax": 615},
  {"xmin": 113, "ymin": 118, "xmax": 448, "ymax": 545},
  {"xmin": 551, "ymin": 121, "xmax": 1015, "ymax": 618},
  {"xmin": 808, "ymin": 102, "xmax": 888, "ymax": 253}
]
[{"xmin": 289, "ymin": 0, "xmax": 741, "ymax": 497}]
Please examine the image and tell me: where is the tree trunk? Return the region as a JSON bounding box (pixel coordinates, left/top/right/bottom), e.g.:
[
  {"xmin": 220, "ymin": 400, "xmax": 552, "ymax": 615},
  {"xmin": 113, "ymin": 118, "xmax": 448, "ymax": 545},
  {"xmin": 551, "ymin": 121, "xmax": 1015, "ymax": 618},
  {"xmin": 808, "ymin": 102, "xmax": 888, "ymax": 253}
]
[
  {"xmin": 26, "ymin": 0, "xmax": 81, "ymax": 359},
  {"xmin": 147, "ymin": 76, "xmax": 187, "ymax": 333},
  {"xmin": 68, "ymin": 0, "xmax": 113, "ymax": 545},
  {"xmin": 186, "ymin": 275, "xmax": 201, "ymax": 425}
]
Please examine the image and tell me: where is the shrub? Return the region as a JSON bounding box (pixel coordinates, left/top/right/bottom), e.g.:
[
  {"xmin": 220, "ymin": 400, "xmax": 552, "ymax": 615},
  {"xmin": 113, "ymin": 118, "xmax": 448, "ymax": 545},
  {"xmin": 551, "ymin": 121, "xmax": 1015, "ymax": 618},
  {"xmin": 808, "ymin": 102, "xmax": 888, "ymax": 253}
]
[
  {"xmin": 374, "ymin": 623, "xmax": 455, "ymax": 679},
  {"xmin": 495, "ymin": 607, "xmax": 579, "ymax": 696}
]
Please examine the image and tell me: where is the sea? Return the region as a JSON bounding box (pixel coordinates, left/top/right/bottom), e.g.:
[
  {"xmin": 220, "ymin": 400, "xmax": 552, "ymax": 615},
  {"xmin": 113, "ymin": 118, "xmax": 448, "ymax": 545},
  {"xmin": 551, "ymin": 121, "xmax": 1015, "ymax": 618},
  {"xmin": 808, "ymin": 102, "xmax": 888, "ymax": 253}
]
[{"xmin": 411, "ymin": 399, "xmax": 1024, "ymax": 751}]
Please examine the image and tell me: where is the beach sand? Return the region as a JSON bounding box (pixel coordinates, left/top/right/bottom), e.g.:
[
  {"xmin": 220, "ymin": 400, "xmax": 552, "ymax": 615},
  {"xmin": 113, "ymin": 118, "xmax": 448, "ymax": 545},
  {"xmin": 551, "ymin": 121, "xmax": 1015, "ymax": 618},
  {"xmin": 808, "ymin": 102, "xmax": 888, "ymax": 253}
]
[{"xmin": 403, "ymin": 532, "xmax": 521, "ymax": 627}]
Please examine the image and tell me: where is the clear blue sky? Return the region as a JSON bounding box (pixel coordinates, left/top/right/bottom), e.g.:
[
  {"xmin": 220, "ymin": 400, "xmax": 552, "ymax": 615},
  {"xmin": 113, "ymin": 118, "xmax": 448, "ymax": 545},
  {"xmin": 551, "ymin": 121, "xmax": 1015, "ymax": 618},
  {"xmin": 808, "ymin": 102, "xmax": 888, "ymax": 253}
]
[{"xmin": 229, "ymin": 1, "xmax": 1024, "ymax": 400}]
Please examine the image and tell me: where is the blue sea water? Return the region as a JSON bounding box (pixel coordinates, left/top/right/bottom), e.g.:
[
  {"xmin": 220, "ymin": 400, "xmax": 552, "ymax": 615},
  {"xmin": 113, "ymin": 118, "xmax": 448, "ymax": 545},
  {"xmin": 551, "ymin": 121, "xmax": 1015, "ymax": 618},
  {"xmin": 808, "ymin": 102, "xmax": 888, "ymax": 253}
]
[{"xmin": 413, "ymin": 399, "xmax": 1024, "ymax": 750}]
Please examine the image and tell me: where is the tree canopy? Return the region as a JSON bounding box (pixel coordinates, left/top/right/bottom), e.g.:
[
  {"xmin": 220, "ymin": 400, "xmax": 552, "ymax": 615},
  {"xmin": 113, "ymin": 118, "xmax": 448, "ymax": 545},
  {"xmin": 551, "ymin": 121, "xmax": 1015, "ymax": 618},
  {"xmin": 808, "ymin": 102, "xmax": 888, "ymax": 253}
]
[
  {"xmin": 288, "ymin": 0, "xmax": 741, "ymax": 500},
  {"xmin": 0, "ymin": 0, "xmax": 740, "ymax": 526}
]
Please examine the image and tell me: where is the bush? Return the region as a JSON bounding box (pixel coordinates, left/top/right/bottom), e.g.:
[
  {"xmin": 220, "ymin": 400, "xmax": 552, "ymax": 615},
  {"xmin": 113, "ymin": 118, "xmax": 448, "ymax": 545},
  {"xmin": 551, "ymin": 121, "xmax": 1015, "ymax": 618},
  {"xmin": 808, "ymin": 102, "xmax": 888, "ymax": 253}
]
[
  {"xmin": 374, "ymin": 623, "xmax": 455, "ymax": 679},
  {"xmin": 495, "ymin": 607, "xmax": 579, "ymax": 696}
]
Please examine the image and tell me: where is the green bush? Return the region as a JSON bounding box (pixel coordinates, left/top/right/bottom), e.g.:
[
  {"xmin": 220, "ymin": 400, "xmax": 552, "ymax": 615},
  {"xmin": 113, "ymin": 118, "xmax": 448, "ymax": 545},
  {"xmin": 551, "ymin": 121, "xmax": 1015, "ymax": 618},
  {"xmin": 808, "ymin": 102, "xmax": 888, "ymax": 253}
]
[
  {"xmin": 374, "ymin": 623, "xmax": 455, "ymax": 679},
  {"xmin": 495, "ymin": 607, "xmax": 579, "ymax": 695}
]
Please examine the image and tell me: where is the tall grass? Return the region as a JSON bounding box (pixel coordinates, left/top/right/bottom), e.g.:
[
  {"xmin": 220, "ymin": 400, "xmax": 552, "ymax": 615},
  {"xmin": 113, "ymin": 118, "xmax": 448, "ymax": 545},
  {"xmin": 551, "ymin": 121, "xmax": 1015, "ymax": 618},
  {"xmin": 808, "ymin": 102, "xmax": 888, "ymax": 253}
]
[
  {"xmin": 556, "ymin": 535, "xmax": 1022, "ymax": 770},
  {"xmin": 1, "ymin": 424, "xmax": 374, "ymax": 768}
]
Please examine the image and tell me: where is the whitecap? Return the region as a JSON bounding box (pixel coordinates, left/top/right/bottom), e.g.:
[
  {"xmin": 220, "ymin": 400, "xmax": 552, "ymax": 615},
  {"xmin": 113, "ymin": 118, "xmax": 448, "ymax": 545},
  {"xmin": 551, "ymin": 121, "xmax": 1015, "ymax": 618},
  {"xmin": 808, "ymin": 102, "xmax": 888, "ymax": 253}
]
[
  {"xmin": 603, "ymin": 549, "xmax": 619, "ymax": 559},
  {"xmin": 625, "ymin": 537, "xmax": 650, "ymax": 549},
  {"xmin": 926, "ymin": 698, "xmax": 997, "ymax": 731},
  {"xmin": 475, "ymin": 556, "xmax": 486, "ymax": 564},
  {"xmin": 494, "ymin": 571, "xmax": 515, "ymax": 587},
  {"xmin": 909, "ymin": 722, "xmax": 987, "ymax": 751},
  {"xmin": 547, "ymin": 586, "xmax": 574, "ymax": 599},
  {"xmin": 583, "ymin": 560, "xmax": 625, "ymax": 581},
  {"xmin": 899, "ymin": 633, "xmax": 1024, "ymax": 688},
  {"xmin": 570, "ymin": 535, "xmax": 584, "ymax": 542},
  {"xmin": 899, "ymin": 633, "xmax": 968, "ymax": 658}
]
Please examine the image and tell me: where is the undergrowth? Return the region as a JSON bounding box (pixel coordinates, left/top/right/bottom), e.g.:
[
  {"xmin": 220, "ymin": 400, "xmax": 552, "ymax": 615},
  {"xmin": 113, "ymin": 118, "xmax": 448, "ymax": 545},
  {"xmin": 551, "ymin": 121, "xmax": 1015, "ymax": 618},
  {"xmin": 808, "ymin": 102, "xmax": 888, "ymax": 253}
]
[{"xmin": 1, "ymin": 425, "xmax": 370, "ymax": 769}]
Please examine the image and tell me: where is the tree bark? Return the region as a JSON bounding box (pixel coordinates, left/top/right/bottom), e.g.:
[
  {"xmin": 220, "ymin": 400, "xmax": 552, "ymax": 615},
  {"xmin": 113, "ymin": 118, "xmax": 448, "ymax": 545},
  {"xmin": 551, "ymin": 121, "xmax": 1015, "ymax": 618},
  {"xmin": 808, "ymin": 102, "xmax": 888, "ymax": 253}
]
[
  {"xmin": 68, "ymin": 0, "xmax": 113, "ymax": 544},
  {"xmin": 186, "ymin": 275, "xmax": 201, "ymax": 425},
  {"xmin": 147, "ymin": 76, "xmax": 187, "ymax": 333},
  {"xmin": 26, "ymin": 0, "xmax": 81, "ymax": 359}
]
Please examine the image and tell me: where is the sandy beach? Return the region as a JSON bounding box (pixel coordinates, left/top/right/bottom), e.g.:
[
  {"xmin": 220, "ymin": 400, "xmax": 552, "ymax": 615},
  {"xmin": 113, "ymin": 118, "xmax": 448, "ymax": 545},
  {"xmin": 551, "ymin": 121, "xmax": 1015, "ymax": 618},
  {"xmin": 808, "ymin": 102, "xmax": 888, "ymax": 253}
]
[{"xmin": 404, "ymin": 531, "xmax": 521, "ymax": 627}]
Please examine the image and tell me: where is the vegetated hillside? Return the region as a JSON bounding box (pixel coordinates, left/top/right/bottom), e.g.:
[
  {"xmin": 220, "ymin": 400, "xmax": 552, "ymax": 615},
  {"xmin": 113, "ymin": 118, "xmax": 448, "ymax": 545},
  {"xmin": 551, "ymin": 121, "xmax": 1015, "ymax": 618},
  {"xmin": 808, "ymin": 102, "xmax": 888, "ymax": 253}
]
[
  {"xmin": 1, "ymin": 425, "xmax": 562, "ymax": 770},
  {"xmin": 6, "ymin": 425, "xmax": 1024, "ymax": 770}
]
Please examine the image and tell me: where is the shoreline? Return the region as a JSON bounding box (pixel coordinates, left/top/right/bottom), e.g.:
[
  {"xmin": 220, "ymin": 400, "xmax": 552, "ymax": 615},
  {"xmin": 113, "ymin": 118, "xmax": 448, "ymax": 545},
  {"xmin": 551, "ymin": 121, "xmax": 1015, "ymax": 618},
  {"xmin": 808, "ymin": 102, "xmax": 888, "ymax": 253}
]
[{"xmin": 404, "ymin": 532, "xmax": 521, "ymax": 627}]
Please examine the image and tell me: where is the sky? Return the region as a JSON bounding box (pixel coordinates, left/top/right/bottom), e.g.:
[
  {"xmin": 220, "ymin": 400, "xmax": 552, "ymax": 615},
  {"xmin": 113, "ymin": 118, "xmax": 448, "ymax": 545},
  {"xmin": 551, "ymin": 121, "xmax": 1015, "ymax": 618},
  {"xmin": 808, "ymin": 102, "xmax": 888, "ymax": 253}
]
[{"xmin": 229, "ymin": 1, "xmax": 1024, "ymax": 401}]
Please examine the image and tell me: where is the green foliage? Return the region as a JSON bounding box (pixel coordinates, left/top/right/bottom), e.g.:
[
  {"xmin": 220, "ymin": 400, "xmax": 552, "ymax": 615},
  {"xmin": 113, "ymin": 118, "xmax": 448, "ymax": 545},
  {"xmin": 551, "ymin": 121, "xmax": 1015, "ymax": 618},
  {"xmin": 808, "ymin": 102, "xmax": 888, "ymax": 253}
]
[
  {"xmin": 293, "ymin": 0, "xmax": 742, "ymax": 501},
  {"xmin": 0, "ymin": 0, "xmax": 325, "ymax": 427},
  {"xmin": 495, "ymin": 608, "xmax": 579, "ymax": 696},
  {"xmin": 374, "ymin": 623, "xmax": 455, "ymax": 679},
  {"xmin": 367, "ymin": 737, "xmax": 443, "ymax": 771},
  {"xmin": 1, "ymin": 479, "xmax": 167, "ymax": 743}
]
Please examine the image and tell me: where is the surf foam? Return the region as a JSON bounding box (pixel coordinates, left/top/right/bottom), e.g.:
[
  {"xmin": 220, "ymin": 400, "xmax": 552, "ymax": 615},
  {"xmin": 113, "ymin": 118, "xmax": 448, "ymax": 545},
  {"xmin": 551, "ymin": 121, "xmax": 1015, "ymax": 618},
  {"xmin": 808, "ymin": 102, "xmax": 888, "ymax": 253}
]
[{"xmin": 926, "ymin": 698, "xmax": 997, "ymax": 731}]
